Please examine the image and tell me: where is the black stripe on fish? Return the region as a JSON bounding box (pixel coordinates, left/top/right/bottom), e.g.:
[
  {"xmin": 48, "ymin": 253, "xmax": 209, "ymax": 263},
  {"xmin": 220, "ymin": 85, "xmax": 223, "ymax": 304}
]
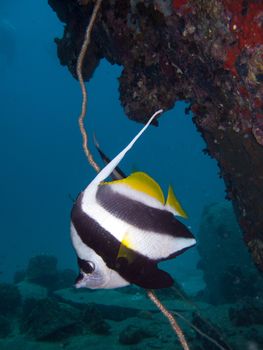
[
  {"xmin": 71, "ymin": 194, "xmax": 120, "ymax": 267},
  {"xmin": 96, "ymin": 184, "xmax": 194, "ymax": 239},
  {"xmin": 71, "ymin": 193, "xmax": 174, "ymax": 289}
]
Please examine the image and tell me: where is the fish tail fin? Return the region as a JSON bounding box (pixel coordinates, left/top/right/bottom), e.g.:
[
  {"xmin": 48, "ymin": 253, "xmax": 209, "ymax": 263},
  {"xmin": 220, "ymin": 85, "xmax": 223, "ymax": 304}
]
[{"xmin": 89, "ymin": 109, "xmax": 163, "ymax": 186}]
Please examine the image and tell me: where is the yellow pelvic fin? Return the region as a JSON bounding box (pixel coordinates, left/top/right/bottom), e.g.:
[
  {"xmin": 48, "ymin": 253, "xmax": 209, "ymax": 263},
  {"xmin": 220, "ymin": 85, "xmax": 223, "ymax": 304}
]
[
  {"xmin": 104, "ymin": 171, "xmax": 165, "ymax": 204},
  {"xmin": 117, "ymin": 232, "xmax": 135, "ymax": 264},
  {"xmin": 166, "ymin": 185, "xmax": 188, "ymax": 218},
  {"xmin": 121, "ymin": 232, "xmax": 133, "ymax": 249}
]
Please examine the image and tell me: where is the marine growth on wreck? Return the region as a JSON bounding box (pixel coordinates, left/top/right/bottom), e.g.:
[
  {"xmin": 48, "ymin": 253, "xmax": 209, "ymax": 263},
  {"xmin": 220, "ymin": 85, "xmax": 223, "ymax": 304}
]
[{"xmin": 48, "ymin": 0, "xmax": 263, "ymax": 271}]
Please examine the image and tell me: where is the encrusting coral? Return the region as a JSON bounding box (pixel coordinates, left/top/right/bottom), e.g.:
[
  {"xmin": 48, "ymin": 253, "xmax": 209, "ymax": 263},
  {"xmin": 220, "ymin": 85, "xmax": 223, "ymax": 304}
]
[{"xmin": 48, "ymin": 0, "xmax": 263, "ymax": 272}]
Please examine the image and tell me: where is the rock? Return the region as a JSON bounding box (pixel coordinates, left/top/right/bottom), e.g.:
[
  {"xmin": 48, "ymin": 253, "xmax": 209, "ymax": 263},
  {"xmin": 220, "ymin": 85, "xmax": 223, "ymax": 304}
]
[
  {"xmin": 16, "ymin": 256, "xmax": 76, "ymax": 291},
  {"xmin": 25, "ymin": 255, "xmax": 58, "ymax": 289},
  {"xmin": 16, "ymin": 281, "xmax": 48, "ymax": 301},
  {"xmin": 55, "ymin": 268, "xmax": 76, "ymax": 290},
  {"xmin": 197, "ymin": 202, "xmax": 263, "ymax": 304},
  {"xmin": 54, "ymin": 287, "xmax": 206, "ymax": 323},
  {"xmin": 0, "ymin": 283, "xmax": 21, "ymax": 315},
  {"xmin": 13, "ymin": 270, "xmax": 26, "ymax": 284},
  {"xmin": 55, "ymin": 288, "xmax": 140, "ymax": 321},
  {"xmin": 88, "ymin": 319, "xmax": 110, "ymax": 335},
  {"xmin": 0, "ymin": 316, "xmax": 11, "ymax": 338},
  {"xmin": 82, "ymin": 303, "xmax": 110, "ymax": 335},
  {"xmin": 192, "ymin": 311, "xmax": 232, "ymax": 350},
  {"xmin": 229, "ymin": 298, "xmax": 263, "ymax": 327},
  {"xmin": 119, "ymin": 324, "xmax": 154, "ymax": 345},
  {"xmin": 20, "ymin": 297, "xmax": 80, "ymax": 340},
  {"xmin": 54, "ymin": 287, "xmax": 202, "ymax": 312},
  {"xmin": 0, "ymin": 336, "xmax": 60, "ymax": 350}
]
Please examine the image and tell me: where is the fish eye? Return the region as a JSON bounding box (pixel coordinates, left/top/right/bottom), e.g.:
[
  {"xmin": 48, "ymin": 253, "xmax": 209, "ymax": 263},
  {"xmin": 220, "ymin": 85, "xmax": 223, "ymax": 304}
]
[
  {"xmin": 77, "ymin": 257, "xmax": 95, "ymax": 274},
  {"xmin": 83, "ymin": 261, "xmax": 95, "ymax": 274}
]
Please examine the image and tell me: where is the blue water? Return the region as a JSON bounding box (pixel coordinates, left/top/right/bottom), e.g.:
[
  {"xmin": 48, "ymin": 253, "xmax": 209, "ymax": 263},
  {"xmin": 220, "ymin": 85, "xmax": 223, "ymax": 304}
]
[
  {"xmin": 0, "ymin": 0, "xmax": 225, "ymax": 282},
  {"xmin": 2, "ymin": 3, "xmax": 263, "ymax": 350}
]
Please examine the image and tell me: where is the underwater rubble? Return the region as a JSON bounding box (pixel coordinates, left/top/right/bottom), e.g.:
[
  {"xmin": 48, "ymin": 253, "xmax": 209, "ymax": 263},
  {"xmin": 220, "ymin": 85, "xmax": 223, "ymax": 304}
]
[
  {"xmin": 48, "ymin": 0, "xmax": 263, "ymax": 271},
  {"xmin": 14, "ymin": 254, "xmax": 76, "ymax": 292},
  {"xmin": 0, "ymin": 250, "xmax": 261, "ymax": 349},
  {"xmin": 197, "ymin": 202, "xmax": 263, "ymax": 305}
]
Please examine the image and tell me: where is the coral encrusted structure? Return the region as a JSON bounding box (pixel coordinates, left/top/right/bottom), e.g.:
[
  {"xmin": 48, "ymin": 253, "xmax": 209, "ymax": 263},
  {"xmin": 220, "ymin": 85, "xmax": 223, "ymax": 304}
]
[{"xmin": 48, "ymin": 0, "xmax": 263, "ymax": 270}]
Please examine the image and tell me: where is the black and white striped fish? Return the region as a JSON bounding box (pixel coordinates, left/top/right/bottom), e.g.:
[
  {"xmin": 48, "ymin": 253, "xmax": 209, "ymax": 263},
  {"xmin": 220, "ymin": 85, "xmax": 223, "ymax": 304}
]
[{"xmin": 71, "ymin": 110, "xmax": 196, "ymax": 290}]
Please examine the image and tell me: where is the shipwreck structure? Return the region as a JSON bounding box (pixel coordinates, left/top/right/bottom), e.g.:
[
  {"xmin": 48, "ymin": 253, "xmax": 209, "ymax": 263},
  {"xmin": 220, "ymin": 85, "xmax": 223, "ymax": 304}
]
[{"xmin": 48, "ymin": 0, "xmax": 263, "ymax": 271}]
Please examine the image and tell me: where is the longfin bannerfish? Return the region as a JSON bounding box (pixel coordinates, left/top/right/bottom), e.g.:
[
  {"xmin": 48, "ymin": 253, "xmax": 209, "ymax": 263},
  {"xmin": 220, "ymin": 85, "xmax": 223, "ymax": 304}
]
[{"xmin": 71, "ymin": 109, "xmax": 196, "ymax": 289}]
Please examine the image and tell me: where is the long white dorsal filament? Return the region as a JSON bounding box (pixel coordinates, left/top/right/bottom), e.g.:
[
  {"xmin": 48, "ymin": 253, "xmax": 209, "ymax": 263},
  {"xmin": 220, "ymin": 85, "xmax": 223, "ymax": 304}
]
[{"xmin": 89, "ymin": 109, "xmax": 163, "ymax": 186}]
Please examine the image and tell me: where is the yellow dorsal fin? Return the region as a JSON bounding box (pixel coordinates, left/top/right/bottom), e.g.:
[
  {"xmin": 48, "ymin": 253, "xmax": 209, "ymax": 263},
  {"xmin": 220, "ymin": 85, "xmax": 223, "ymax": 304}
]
[
  {"xmin": 165, "ymin": 185, "xmax": 188, "ymax": 218},
  {"xmin": 104, "ymin": 171, "xmax": 165, "ymax": 204}
]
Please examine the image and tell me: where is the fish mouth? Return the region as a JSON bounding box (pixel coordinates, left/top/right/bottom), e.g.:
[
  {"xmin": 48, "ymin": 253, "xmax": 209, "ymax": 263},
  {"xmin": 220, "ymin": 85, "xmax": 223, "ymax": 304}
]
[
  {"xmin": 74, "ymin": 270, "xmax": 107, "ymax": 289},
  {"xmin": 74, "ymin": 271, "xmax": 94, "ymax": 288},
  {"xmin": 75, "ymin": 272, "xmax": 85, "ymax": 288}
]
